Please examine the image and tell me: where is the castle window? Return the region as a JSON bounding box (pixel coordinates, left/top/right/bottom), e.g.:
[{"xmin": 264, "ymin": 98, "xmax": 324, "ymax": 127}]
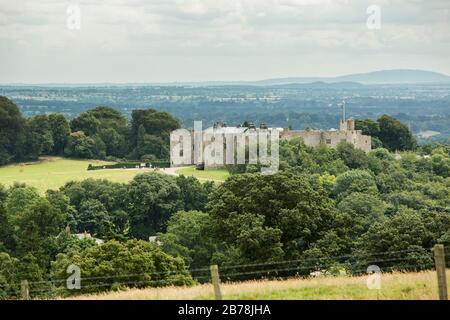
[{"xmin": 326, "ymin": 139, "xmax": 331, "ymax": 144}]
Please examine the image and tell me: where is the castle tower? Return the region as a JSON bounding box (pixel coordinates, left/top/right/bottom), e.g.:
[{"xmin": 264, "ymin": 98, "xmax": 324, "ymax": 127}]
[{"xmin": 340, "ymin": 119, "xmax": 355, "ymax": 131}]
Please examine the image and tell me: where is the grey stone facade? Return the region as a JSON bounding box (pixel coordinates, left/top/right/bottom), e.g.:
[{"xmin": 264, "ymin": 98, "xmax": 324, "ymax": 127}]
[{"xmin": 170, "ymin": 119, "xmax": 371, "ymax": 169}]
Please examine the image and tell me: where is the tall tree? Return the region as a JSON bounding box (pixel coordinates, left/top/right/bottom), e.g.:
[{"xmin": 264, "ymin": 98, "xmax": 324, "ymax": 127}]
[
  {"xmin": 127, "ymin": 173, "xmax": 183, "ymax": 239},
  {"xmin": 130, "ymin": 109, "xmax": 180, "ymax": 160},
  {"xmin": 0, "ymin": 96, "xmax": 26, "ymax": 164},
  {"xmin": 48, "ymin": 114, "xmax": 70, "ymax": 155}
]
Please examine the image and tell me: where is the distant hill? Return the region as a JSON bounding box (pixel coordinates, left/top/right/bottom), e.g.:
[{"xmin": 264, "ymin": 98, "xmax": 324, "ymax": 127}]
[
  {"xmin": 3, "ymin": 69, "xmax": 450, "ymax": 87},
  {"xmin": 253, "ymin": 70, "xmax": 450, "ymax": 86}
]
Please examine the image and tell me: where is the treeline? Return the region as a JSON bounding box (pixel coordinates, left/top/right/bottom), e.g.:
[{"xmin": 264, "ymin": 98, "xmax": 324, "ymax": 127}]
[
  {"xmin": 1, "ymin": 141, "xmax": 449, "ymax": 298},
  {"xmin": 0, "ymin": 174, "xmax": 212, "ymax": 297},
  {"xmin": 1, "ymin": 94, "xmax": 420, "ymax": 168},
  {"xmin": 0, "ymin": 96, "xmax": 180, "ymax": 166}
]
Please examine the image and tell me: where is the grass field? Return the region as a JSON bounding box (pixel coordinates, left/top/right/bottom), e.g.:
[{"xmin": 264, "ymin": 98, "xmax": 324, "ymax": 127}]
[
  {"xmin": 65, "ymin": 270, "xmax": 450, "ymax": 300},
  {"xmin": 0, "ymin": 157, "xmax": 149, "ymax": 193},
  {"xmin": 175, "ymin": 166, "xmax": 230, "ymax": 182}
]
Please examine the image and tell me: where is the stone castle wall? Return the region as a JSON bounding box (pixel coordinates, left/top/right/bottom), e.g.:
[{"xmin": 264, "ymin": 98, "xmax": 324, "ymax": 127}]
[{"xmin": 170, "ymin": 120, "xmax": 372, "ymax": 168}]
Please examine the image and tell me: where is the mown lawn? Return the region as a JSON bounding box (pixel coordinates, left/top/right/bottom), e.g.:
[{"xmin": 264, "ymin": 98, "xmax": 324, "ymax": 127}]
[
  {"xmin": 0, "ymin": 157, "xmax": 148, "ymax": 193},
  {"xmin": 175, "ymin": 166, "xmax": 230, "ymax": 182}
]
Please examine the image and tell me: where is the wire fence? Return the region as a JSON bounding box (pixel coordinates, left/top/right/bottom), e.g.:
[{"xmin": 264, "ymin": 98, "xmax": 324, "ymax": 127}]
[{"xmin": 1, "ymin": 245, "xmax": 448, "ymax": 299}]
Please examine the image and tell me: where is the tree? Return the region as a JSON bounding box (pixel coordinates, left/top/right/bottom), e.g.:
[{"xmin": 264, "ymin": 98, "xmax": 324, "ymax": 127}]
[
  {"xmin": 431, "ymin": 153, "xmax": 450, "ymax": 178},
  {"xmin": 60, "ymin": 179, "xmax": 130, "ymax": 238},
  {"xmin": 356, "ymin": 115, "xmax": 416, "ymax": 151},
  {"xmin": 377, "ymin": 115, "xmax": 417, "ymax": 151},
  {"xmin": 158, "ymin": 210, "xmax": 215, "ymax": 269},
  {"xmin": 26, "ymin": 115, "xmax": 54, "ymax": 156},
  {"xmin": 13, "ymin": 198, "xmax": 65, "ymax": 262},
  {"xmin": 0, "ymin": 96, "xmax": 26, "ymax": 165},
  {"xmin": 353, "ymin": 208, "xmax": 433, "ymax": 271},
  {"xmin": 64, "ymin": 131, "xmax": 106, "ymax": 159},
  {"xmin": 5, "ymin": 186, "xmax": 40, "ymax": 218},
  {"xmin": 70, "ymin": 106, "xmax": 129, "ymax": 158},
  {"xmin": 333, "ymin": 169, "xmax": 378, "ymax": 198},
  {"xmin": 206, "ymin": 173, "xmax": 338, "ymax": 263},
  {"xmin": 130, "ymin": 109, "xmax": 180, "ymax": 160},
  {"xmin": 76, "ymin": 199, "xmax": 111, "ymax": 237},
  {"xmin": 337, "ymin": 142, "xmax": 368, "ymax": 169},
  {"xmin": 0, "ymin": 252, "xmax": 19, "ymax": 298},
  {"xmin": 71, "ymin": 112, "xmax": 100, "ymax": 136},
  {"xmin": 175, "ymin": 175, "xmax": 211, "ymax": 212},
  {"xmin": 50, "ymin": 239, "xmax": 193, "ymax": 294},
  {"xmin": 127, "ymin": 173, "xmax": 183, "ymax": 238},
  {"xmin": 48, "ymin": 114, "xmax": 70, "ymax": 155},
  {"xmin": 337, "ymin": 192, "xmax": 387, "ymax": 232}
]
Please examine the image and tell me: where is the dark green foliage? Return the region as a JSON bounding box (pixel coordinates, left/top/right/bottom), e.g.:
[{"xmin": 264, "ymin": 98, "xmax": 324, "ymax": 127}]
[
  {"xmin": 333, "ymin": 169, "xmax": 378, "ymax": 198},
  {"xmin": 130, "ymin": 109, "xmax": 180, "ymax": 160},
  {"xmin": 64, "ymin": 131, "xmax": 106, "ymax": 159},
  {"xmin": 157, "ymin": 210, "xmax": 215, "ymax": 269},
  {"xmin": 71, "ymin": 106, "xmax": 129, "ymax": 158},
  {"xmin": 353, "ymin": 208, "xmax": 434, "ymax": 271},
  {"xmin": 356, "ymin": 115, "xmax": 417, "ymax": 151},
  {"xmin": 50, "ymin": 239, "xmax": 193, "ymax": 294},
  {"xmin": 175, "ymin": 175, "xmax": 211, "ymax": 212},
  {"xmin": 60, "ymin": 179, "xmax": 129, "ymax": 239},
  {"xmin": 0, "ymin": 97, "xmax": 26, "ymax": 164},
  {"xmin": 0, "ymin": 97, "xmax": 179, "ymax": 165},
  {"xmin": 336, "ymin": 142, "xmax": 368, "ymax": 169},
  {"xmin": 206, "ymin": 173, "xmax": 338, "ymax": 263},
  {"xmin": 48, "ymin": 114, "xmax": 71, "ymax": 155},
  {"xmin": 127, "ymin": 173, "xmax": 183, "ymax": 239}
]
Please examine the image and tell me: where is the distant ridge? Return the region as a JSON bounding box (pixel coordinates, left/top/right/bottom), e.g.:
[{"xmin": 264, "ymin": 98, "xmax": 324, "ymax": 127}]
[
  {"xmin": 253, "ymin": 69, "xmax": 450, "ymax": 86},
  {"xmin": 2, "ymin": 69, "xmax": 450, "ymax": 87}
]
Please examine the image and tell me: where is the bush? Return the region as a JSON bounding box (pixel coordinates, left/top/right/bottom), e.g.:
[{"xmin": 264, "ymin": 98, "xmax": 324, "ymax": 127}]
[{"xmin": 51, "ymin": 239, "xmax": 194, "ymax": 295}]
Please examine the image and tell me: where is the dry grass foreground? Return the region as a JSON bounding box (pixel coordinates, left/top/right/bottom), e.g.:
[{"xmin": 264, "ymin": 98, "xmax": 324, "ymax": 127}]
[{"xmin": 64, "ymin": 270, "xmax": 450, "ymax": 300}]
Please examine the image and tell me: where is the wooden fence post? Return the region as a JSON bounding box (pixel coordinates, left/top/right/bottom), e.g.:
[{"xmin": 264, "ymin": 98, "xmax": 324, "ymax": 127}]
[
  {"xmin": 210, "ymin": 264, "xmax": 223, "ymax": 300},
  {"xmin": 433, "ymin": 244, "xmax": 448, "ymax": 300},
  {"xmin": 20, "ymin": 280, "xmax": 30, "ymax": 300}
]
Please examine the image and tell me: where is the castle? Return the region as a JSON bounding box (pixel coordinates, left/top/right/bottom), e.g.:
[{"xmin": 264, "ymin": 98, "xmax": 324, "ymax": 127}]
[
  {"xmin": 280, "ymin": 119, "xmax": 372, "ymax": 153},
  {"xmin": 170, "ymin": 119, "xmax": 371, "ymax": 169}
]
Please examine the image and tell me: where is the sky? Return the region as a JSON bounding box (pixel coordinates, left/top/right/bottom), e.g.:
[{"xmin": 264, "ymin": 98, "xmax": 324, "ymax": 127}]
[{"xmin": 0, "ymin": 0, "xmax": 449, "ymax": 83}]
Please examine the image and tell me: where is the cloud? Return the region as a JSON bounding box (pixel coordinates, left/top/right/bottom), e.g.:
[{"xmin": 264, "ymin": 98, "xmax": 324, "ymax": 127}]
[{"xmin": 0, "ymin": 0, "xmax": 449, "ymax": 82}]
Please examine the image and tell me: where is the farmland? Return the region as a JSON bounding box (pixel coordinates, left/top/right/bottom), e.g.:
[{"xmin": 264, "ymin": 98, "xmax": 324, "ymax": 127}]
[
  {"xmin": 0, "ymin": 157, "xmax": 229, "ymax": 193},
  {"xmin": 65, "ymin": 270, "xmax": 450, "ymax": 300},
  {"xmin": 0, "ymin": 157, "xmax": 148, "ymax": 193}
]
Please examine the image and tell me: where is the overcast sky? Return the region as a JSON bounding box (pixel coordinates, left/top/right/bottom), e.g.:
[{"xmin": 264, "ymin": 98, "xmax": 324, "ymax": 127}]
[{"xmin": 1, "ymin": 0, "xmax": 449, "ymax": 83}]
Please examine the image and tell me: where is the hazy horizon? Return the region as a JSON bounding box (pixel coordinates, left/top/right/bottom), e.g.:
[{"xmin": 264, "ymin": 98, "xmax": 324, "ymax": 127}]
[{"xmin": 1, "ymin": 0, "xmax": 450, "ymax": 83}]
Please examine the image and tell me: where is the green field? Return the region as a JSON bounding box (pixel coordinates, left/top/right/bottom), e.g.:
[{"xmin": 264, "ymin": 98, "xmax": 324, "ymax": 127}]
[
  {"xmin": 0, "ymin": 157, "xmax": 148, "ymax": 193},
  {"xmin": 175, "ymin": 166, "xmax": 230, "ymax": 182}
]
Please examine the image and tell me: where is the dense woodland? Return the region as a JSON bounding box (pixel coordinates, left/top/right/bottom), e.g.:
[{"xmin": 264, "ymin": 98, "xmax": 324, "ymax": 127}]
[
  {"xmin": 1, "ymin": 96, "xmax": 419, "ymax": 167},
  {"xmin": 0, "ymin": 96, "xmax": 180, "ymax": 166},
  {"xmin": 0, "ymin": 96, "xmax": 450, "ymax": 298}
]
